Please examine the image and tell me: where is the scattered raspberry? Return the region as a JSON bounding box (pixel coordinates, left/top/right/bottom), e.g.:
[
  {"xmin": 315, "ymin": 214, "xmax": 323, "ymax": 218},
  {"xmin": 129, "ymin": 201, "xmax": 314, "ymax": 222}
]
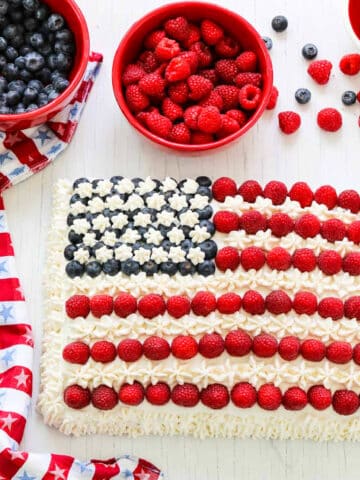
[
  {"xmin": 326, "ymin": 341, "xmax": 353, "ymax": 364},
  {"xmin": 240, "ymin": 246, "xmax": 266, "ymax": 271},
  {"xmin": 200, "ymin": 19, "xmax": 224, "ymax": 46},
  {"xmin": 92, "ymin": 385, "xmax": 118, "ymax": 410},
  {"xmin": 353, "ymin": 344, "xmax": 360, "ymax": 365},
  {"xmin": 171, "ymin": 335, "xmax": 198, "ymax": 360},
  {"xmin": 242, "ymin": 290, "xmax": 265, "ymax": 315},
  {"xmin": 155, "ymin": 37, "xmax": 181, "ymax": 61},
  {"xmin": 138, "ymin": 294, "xmax": 166, "ymax": 319},
  {"xmin": 144, "ymin": 29, "xmax": 166, "ymax": 50},
  {"xmin": 184, "ymin": 105, "xmax": 202, "ymax": 129},
  {"xmin": 162, "ymin": 97, "xmax": 183, "ymax": 122},
  {"xmin": 171, "ymin": 384, "xmax": 200, "ymax": 407},
  {"xmin": 146, "ymin": 382, "xmax": 171, "ymax": 405},
  {"xmin": 199, "ymin": 332, "xmax": 225, "ymax": 358},
  {"xmin": 90, "ymin": 295, "xmax": 113, "ymax": 318},
  {"xmin": 197, "ymin": 106, "xmax": 222, "ymax": 133},
  {"xmin": 213, "ymin": 210, "xmax": 239, "ymax": 233},
  {"xmin": 344, "ymin": 296, "xmax": 360, "ymax": 320},
  {"xmin": 139, "ymin": 50, "xmax": 159, "ymax": 72},
  {"xmin": 143, "ymin": 336, "xmax": 171, "ymax": 361},
  {"xmin": 119, "ymin": 382, "xmax": 145, "ymax": 406},
  {"xmin": 114, "ymin": 293, "xmax": 137, "ymax": 318},
  {"xmin": 235, "ymin": 72, "xmax": 262, "ymax": 88},
  {"xmin": 343, "ymin": 252, "xmax": 360, "ymax": 276},
  {"xmin": 169, "ymin": 122, "xmax": 191, "ymax": 144},
  {"xmin": 317, "ymin": 108, "xmax": 342, "ymax": 132},
  {"xmin": 308, "ymin": 385, "xmax": 332, "ymax": 410},
  {"xmin": 215, "ymin": 246, "xmax": 240, "ymax": 272},
  {"xmin": 225, "ymin": 329, "xmax": 252, "ymax": 356},
  {"xmin": 167, "ymin": 296, "xmax": 191, "ymax": 318},
  {"xmin": 292, "ymin": 248, "xmax": 317, "ymax": 272},
  {"xmin": 348, "ymin": 221, "xmax": 360, "ymax": 244},
  {"xmin": 239, "ymin": 84, "xmax": 262, "ymax": 110},
  {"xmin": 240, "ymin": 210, "xmax": 267, "ymax": 234},
  {"xmin": 339, "ymin": 53, "xmax": 360, "ymax": 75},
  {"xmin": 63, "ymin": 342, "xmax": 90, "ymax": 365},
  {"xmin": 191, "ymin": 291, "xmax": 217, "ymax": 316},
  {"xmin": 64, "ymin": 385, "xmax": 91, "ymax": 410},
  {"xmin": 268, "ymin": 213, "xmax": 294, "ymax": 237},
  {"xmin": 139, "ymin": 73, "xmax": 165, "ymax": 97},
  {"xmin": 164, "ymin": 16, "xmax": 190, "ymax": 42},
  {"xmin": 212, "ymin": 177, "xmax": 237, "ymax": 202},
  {"xmin": 65, "ymin": 295, "xmax": 90, "ymax": 319},
  {"xmin": 238, "ymin": 180, "xmax": 263, "ymax": 203},
  {"xmin": 301, "ymin": 339, "xmax": 326, "ymax": 362},
  {"xmin": 117, "ymin": 339, "xmax": 143, "ymax": 362},
  {"xmin": 168, "ymin": 81, "xmax": 189, "ymax": 104},
  {"xmin": 183, "ymin": 23, "xmax": 201, "ymax": 49},
  {"xmin": 201, "ymin": 384, "xmax": 229, "ymax": 409},
  {"xmin": 338, "ymin": 190, "xmax": 360, "ymax": 213},
  {"xmin": 314, "ymin": 185, "xmax": 338, "ymax": 209},
  {"xmin": 235, "ymin": 51, "xmax": 257, "ymax": 72},
  {"xmin": 91, "ymin": 341, "xmax": 117, "ymax": 363},
  {"xmin": 252, "ymin": 333, "xmax": 278, "ymax": 358},
  {"xmin": 215, "ymin": 36, "xmax": 240, "ymax": 58},
  {"xmin": 289, "ymin": 182, "xmax": 314, "ymax": 207},
  {"xmin": 266, "ymin": 85, "xmax": 279, "ymax": 110},
  {"xmin": 217, "ymin": 293, "xmax": 242, "ymax": 314},
  {"xmin": 307, "ymin": 59, "xmax": 332, "ymax": 84},
  {"xmin": 264, "ymin": 180, "xmax": 288, "ymax": 205},
  {"xmin": 318, "ymin": 297, "xmax": 344, "ymax": 320},
  {"xmin": 278, "ymin": 336, "xmax": 300, "ymax": 361},
  {"xmin": 199, "ymin": 90, "xmax": 224, "ymax": 110},
  {"xmin": 293, "ymin": 291, "xmax": 318, "ymax": 315},
  {"xmin": 257, "ymin": 384, "xmax": 282, "ymax": 410},
  {"xmin": 278, "ymin": 111, "xmax": 301, "ymax": 134},
  {"xmin": 317, "ymin": 250, "xmax": 342, "ymax": 275},
  {"xmin": 267, "ymin": 247, "xmax": 291, "ymax": 271},
  {"xmin": 122, "ymin": 63, "xmax": 146, "ymax": 86},
  {"xmin": 190, "ymin": 41, "xmax": 212, "ymax": 68},
  {"xmin": 321, "ymin": 219, "xmax": 346, "ymax": 242},
  {"xmin": 294, "ymin": 214, "xmax": 321, "ymax": 238},
  {"xmin": 214, "ymin": 85, "xmax": 239, "ymax": 110},
  {"xmin": 283, "ymin": 387, "xmax": 307, "ymax": 411},
  {"xmin": 215, "ymin": 59, "xmax": 238, "ymax": 84},
  {"xmin": 231, "ymin": 382, "xmax": 257, "ymax": 408},
  {"xmin": 146, "ymin": 111, "xmax": 172, "ymax": 139},
  {"xmin": 187, "ymin": 74, "xmax": 212, "ymax": 101},
  {"xmin": 332, "ymin": 390, "xmax": 360, "ymax": 415}
]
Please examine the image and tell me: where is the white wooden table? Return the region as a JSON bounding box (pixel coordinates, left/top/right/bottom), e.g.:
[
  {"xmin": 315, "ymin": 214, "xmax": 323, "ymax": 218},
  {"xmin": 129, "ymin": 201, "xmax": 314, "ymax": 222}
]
[{"xmin": 3, "ymin": 0, "xmax": 360, "ymax": 478}]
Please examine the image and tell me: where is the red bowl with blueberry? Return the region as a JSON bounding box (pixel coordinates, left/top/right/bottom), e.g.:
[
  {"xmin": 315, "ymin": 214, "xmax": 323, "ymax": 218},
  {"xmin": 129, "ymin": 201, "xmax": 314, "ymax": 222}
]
[
  {"xmin": 0, "ymin": 0, "xmax": 90, "ymax": 131},
  {"xmin": 112, "ymin": 2, "xmax": 273, "ymax": 151}
]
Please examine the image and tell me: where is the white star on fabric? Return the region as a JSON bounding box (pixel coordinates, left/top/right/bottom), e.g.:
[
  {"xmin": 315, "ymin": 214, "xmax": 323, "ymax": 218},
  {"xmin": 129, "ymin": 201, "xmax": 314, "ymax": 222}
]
[
  {"xmin": 49, "ymin": 464, "xmax": 66, "ymax": 480},
  {"xmin": 135, "ymin": 469, "xmax": 151, "ymax": 480},
  {"xmin": 10, "ymin": 450, "xmax": 26, "ymax": 460},
  {"xmin": 2, "ymin": 413, "xmax": 17, "ymax": 430},
  {"xmin": 14, "ymin": 369, "xmax": 29, "ymax": 388}
]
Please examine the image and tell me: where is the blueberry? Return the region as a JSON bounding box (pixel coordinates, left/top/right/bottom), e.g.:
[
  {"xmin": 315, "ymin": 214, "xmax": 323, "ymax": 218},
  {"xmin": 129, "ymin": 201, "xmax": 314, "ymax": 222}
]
[
  {"xmin": 295, "ymin": 88, "xmax": 311, "ymax": 104},
  {"xmin": 342, "ymin": 90, "xmax": 356, "ymax": 106},
  {"xmin": 54, "ymin": 40, "xmax": 74, "ymax": 55},
  {"xmin": 53, "ymin": 75, "xmax": 69, "ymax": 92},
  {"xmin": 56, "ymin": 52, "xmax": 72, "ymax": 71},
  {"xmin": 23, "ymin": 86, "xmax": 37, "ymax": 104},
  {"xmin": 14, "ymin": 55, "xmax": 25, "ymax": 68},
  {"xmin": 47, "ymin": 89, "xmax": 58, "ymax": 102},
  {"xmin": 132, "ymin": 177, "xmax": 143, "ymax": 187},
  {"xmin": 199, "ymin": 220, "xmax": 215, "ymax": 235},
  {"xmin": 64, "ymin": 244, "xmax": 77, "ymax": 261},
  {"xmin": 5, "ymin": 45, "xmax": 17, "ymax": 61},
  {"xmin": 197, "ymin": 260, "xmax": 215, "ymax": 277},
  {"xmin": 34, "ymin": 5, "xmax": 49, "ymax": 21},
  {"xmin": 103, "ymin": 259, "xmax": 120, "ymax": 276},
  {"xmin": 121, "ymin": 259, "xmax": 140, "ymax": 276},
  {"xmin": 302, "ymin": 43, "xmax": 318, "ymax": 60},
  {"xmin": 92, "ymin": 241, "xmax": 105, "ymax": 253},
  {"xmin": 160, "ymin": 261, "xmax": 178, "ymax": 276},
  {"xmin": 161, "ymin": 239, "xmax": 173, "ymax": 251},
  {"xmin": 11, "ymin": 33, "xmax": 23, "ymax": 48},
  {"xmin": 0, "ymin": 104, "xmax": 9, "ymax": 113},
  {"xmin": 55, "ymin": 28, "xmax": 73, "ymax": 43},
  {"xmin": 197, "ymin": 186, "xmax": 212, "ymax": 199},
  {"xmin": 9, "ymin": 9, "xmax": 23, "ymax": 24},
  {"xmin": 110, "ymin": 175, "xmax": 123, "ymax": 184},
  {"xmin": 37, "ymin": 42, "xmax": 51, "ymax": 56},
  {"xmin": 263, "ymin": 36, "xmax": 273, "ymax": 50},
  {"xmin": 29, "ymin": 32, "xmax": 44, "ymax": 48},
  {"xmin": 19, "ymin": 44, "xmax": 31, "ymax": 56},
  {"xmin": 36, "ymin": 92, "xmax": 46, "ymax": 106},
  {"xmin": 199, "ymin": 240, "xmax": 217, "ymax": 260},
  {"xmin": 0, "ymin": 15, "xmax": 7, "ymax": 30},
  {"xmin": 271, "ymin": 15, "xmax": 288, "ymax": 32},
  {"xmin": 26, "ymin": 102, "xmax": 37, "ymax": 111},
  {"xmin": 3, "ymin": 23, "xmax": 17, "ymax": 40},
  {"xmin": 178, "ymin": 261, "xmax": 196, "ymax": 276},
  {"xmin": 66, "ymin": 213, "xmax": 74, "ymax": 226},
  {"xmin": 0, "ymin": 54, "xmax": 7, "ymax": 70},
  {"xmin": 196, "ymin": 176, "xmax": 211, "ymax": 187},
  {"xmin": 0, "ymin": 76, "xmax": 7, "ymax": 93},
  {"xmin": 8, "ymin": 0, "xmax": 22, "ymax": 6},
  {"xmin": 2, "ymin": 63, "xmax": 18, "ymax": 80},
  {"xmin": 5, "ymin": 89, "xmax": 20, "ymax": 105},
  {"xmin": 0, "ymin": 37, "xmax": 7, "ymax": 51},
  {"xmin": 47, "ymin": 13, "xmax": 64, "ymax": 32},
  {"xmin": 73, "ymin": 177, "xmax": 89, "ymax": 189},
  {"xmin": 181, "ymin": 239, "xmax": 194, "ymax": 252},
  {"xmin": 68, "ymin": 230, "xmax": 83, "ymax": 245},
  {"xmin": 27, "ymin": 78, "xmax": 42, "ymax": 91},
  {"xmin": 86, "ymin": 261, "xmax": 102, "ymax": 278},
  {"xmin": 25, "ymin": 51, "xmax": 44, "ymax": 72},
  {"xmin": 18, "ymin": 68, "xmax": 31, "ymax": 81},
  {"xmin": 142, "ymin": 260, "xmax": 158, "ymax": 276},
  {"xmin": 8, "ymin": 78, "xmax": 25, "ymax": 93},
  {"xmin": 181, "ymin": 225, "xmax": 192, "ymax": 238},
  {"xmin": 197, "ymin": 205, "xmax": 213, "ymax": 220},
  {"xmin": 23, "ymin": 0, "xmax": 39, "ymax": 11},
  {"xmin": 66, "ymin": 261, "xmax": 84, "ymax": 278},
  {"xmin": 0, "ymin": 1, "xmax": 8, "ymax": 15},
  {"xmin": 36, "ymin": 67, "xmax": 51, "ymax": 83},
  {"xmin": 14, "ymin": 103, "xmax": 25, "ymax": 113}
]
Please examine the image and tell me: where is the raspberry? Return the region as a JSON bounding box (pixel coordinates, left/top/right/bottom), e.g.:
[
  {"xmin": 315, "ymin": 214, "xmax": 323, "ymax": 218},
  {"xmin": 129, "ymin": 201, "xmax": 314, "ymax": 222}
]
[
  {"xmin": 231, "ymin": 382, "xmax": 257, "ymax": 408},
  {"xmin": 278, "ymin": 111, "xmax": 301, "ymax": 134},
  {"xmin": 278, "ymin": 336, "xmax": 300, "ymax": 361},
  {"xmin": 146, "ymin": 112, "xmax": 172, "ymax": 139},
  {"xmin": 114, "ymin": 293, "xmax": 137, "ymax": 318},
  {"xmin": 162, "ymin": 98, "xmax": 183, "ymax": 122},
  {"xmin": 252, "ymin": 333, "xmax": 278, "ymax": 358},
  {"xmin": 191, "ymin": 291, "xmax": 217, "ymax": 316},
  {"xmin": 155, "ymin": 38, "xmax": 181, "ymax": 61},
  {"xmin": 338, "ymin": 190, "xmax": 360, "ymax": 213},
  {"xmin": 214, "ymin": 85, "xmax": 239, "ymax": 110},
  {"xmin": 292, "ymin": 248, "xmax": 317, "ymax": 272},
  {"xmin": 307, "ymin": 59, "xmax": 332, "ymax": 84},
  {"xmin": 190, "ymin": 41, "xmax": 212, "ymax": 68},
  {"xmin": 92, "ymin": 385, "xmax": 118, "ymax": 410},
  {"xmin": 213, "ymin": 210, "xmax": 239, "ymax": 233},
  {"xmin": 171, "ymin": 384, "xmax": 200, "ymax": 407},
  {"xmin": 238, "ymin": 180, "xmax": 263, "ymax": 203},
  {"xmin": 317, "ymin": 108, "xmax": 342, "ymax": 132},
  {"xmin": 215, "ymin": 36, "xmax": 240, "ymax": 58},
  {"xmin": 283, "ymin": 387, "xmax": 307, "ymax": 411},
  {"xmin": 178, "ymin": 51, "xmax": 199, "ymax": 74},
  {"xmin": 184, "ymin": 105, "xmax": 202, "ymax": 129},
  {"xmin": 326, "ymin": 341, "xmax": 353, "ymax": 364},
  {"xmin": 217, "ymin": 115, "xmax": 240, "ymax": 138},
  {"xmin": 257, "ymin": 384, "xmax": 282, "ymax": 410},
  {"xmin": 239, "ymin": 84, "xmax": 262, "ymax": 110},
  {"xmin": 191, "ymin": 132, "xmax": 214, "ymax": 144},
  {"xmin": 240, "ymin": 246, "xmax": 266, "ymax": 271},
  {"xmin": 90, "ymin": 295, "xmax": 113, "ymax": 318},
  {"xmin": 212, "ymin": 176, "xmax": 237, "ymax": 202},
  {"xmin": 332, "ymin": 390, "xmax": 360, "ymax": 415},
  {"xmin": 144, "ymin": 29, "xmax": 166, "ymax": 50},
  {"xmin": 267, "ymin": 247, "xmax": 291, "ymax": 271},
  {"xmin": 167, "ymin": 296, "xmax": 191, "ymax": 318},
  {"xmin": 239, "ymin": 210, "xmax": 267, "ymax": 234},
  {"xmin": 294, "ymin": 214, "xmax": 321, "ymax": 238},
  {"xmin": 164, "ymin": 16, "xmax": 189, "ymax": 42},
  {"xmin": 63, "ymin": 342, "xmax": 90, "ymax": 365},
  {"xmin": 343, "ymin": 252, "xmax": 360, "ymax": 276},
  {"xmin": 201, "ymin": 384, "xmax": 229, "ymax": 409},
  {"xmin": 139, "ymin": 50, "xmax": 159, "ymax": 72},
  {"xmin": 293, "ymin": 291, "xmax": 318, "ymax": 315},
  {"xmin": 348, "ymin": 221, "xmax": 360, "ymax": 243},
  {"xmin": 353, "ymin": 344, "xmax": 360, "ymax": 365},
  {"xmin": 289, "ymin": 182, "xmax": 313, "ymax": 207},
  {"xmin": 215, "ymin": 59, "xmax": 238, "ymax": 84},
  {"xmin": 64, "ymin": 385, "xmax": 91, "ymax": 410},
  {"xmin": 197, "ymin": 106, "xmax": 222, "ymax": 133},
  {"xmin": 225, "ymin": 329, "xmax": 252, "ymax": 356},
  {"xmin": 235, "ymin": 72, "xmax": 262, "ymax": 88},
  {"xmin": 308, "ymin": 385, "xmax": 332, "ymax": 410},
  {"xmin": 146, "ymin": 382, "xmax": 171, "ymax": 405},
  {"xmin": 171, "ymin": 335, "xmax": 198, "ymax": 360},
  {"xmin": 65, "ymin": 295, "xmax": 90, "ymax": 319},
  {"xmin": 215, "ymin": 246, "xmax": 240, "ymax": 272},
  {"xmin": 117, "ymin": 339, "xmax": 143, "ymax": 362},
  {"xmin": 264, "ymin": 180, "xmax": 288, "ymax": 205},
  {"xmin": 122, "ymin": 63, "xmax": 146, "ymax": 86},
  {"xmin": 317, "ymin": 250, "xmax": 342, "ymax": 275},
  {"xmin": 138, "ymin": 294, "xmax": 166, "ymax": 319},
  {"xmin": 119, "ymin": 382, "xmax": 144, "ymax": 406},
  {"xmin": 266, "ymin": 85, "xmax": 279, "ymax": 110},
  {"xmin": 165, "ymin": 57, "xmax": 191, "ymax": 83},
  {"xmin": 169, "ymin": 123, "xmax": 191, "ymax": 144},
  {"xmin": 198, "ymin": 332, "xmax": 225, "ymax": 358},
  {"xmin": 168, "ymin": 81, "xmax": 189, "ymax": 104},
  {"xmin": 314, "ymin": 185, "xmax": 338, "ymax": 209},
  {"xmin": 199, "ymin": 68, "xmax": 218, "ymax": 85},
  {"xmin": 344, "ymin": 296, "xmax": 360, "ymax": 320},
  {"xmin": 143, "ymin": 336, "xmax": 170, "ymax": 361},
  {"xmin": 339, "ymin": 53, "xmax": 360, "ymax": 75},
  {"xmin": 318, "ymin": 297, "xmax": 344, "ymax": 320},
  {"xmin": 183, "ymin": 24, "xmax": 201, "ymax": 49},
  {"xmin": 235, "ymin": 51, "xmax": 257, "ymax": 72},
  {"xmin": 91, "ymin": 341, "xmax": 117, "ymax": 363},
  {"xmin": 268, "ymin": 213, "xmax": 294, "ymax": 237},
  {"xmin": 138, "ymin": 73, "xmax": 165, "ymax": 97},
  {"xmin": 200, "ymin": 19, "xmax": 224, "ymax": 46},
  {"xmin": 321, "ymin": 219, "xmax": 346, "ymax": 242},
  {"xmin": 301, "ymin": 339, "xmax": 326, "ymax": 362},
  {"xmin": 200, "ymin": 90, "xmax": 224, "ymax": 110},
  {"xmin": 187, "ymin": 75, "xmax": 212, "ymax": 101},
  {"xmin": 217, "ymin": 293, "xmax": 242, "ymax": 314},
  {"xmin": 242, "ymin": 290, "xmax": 265, "ymax": 315},
  {"xmin": 265, "ymin": 290, "xmax": 292, "ymax": 315}
]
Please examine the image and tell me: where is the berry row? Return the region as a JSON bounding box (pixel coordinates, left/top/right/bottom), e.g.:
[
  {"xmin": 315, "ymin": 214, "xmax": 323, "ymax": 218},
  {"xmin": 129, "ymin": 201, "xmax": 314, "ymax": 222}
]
[
  {"xmin": 65, "ymin": 291, "xmax": 360, "ymax": 321},
  {"xmin": 63, "ymin": 382, "xmax": 360, "ymax": 416}
]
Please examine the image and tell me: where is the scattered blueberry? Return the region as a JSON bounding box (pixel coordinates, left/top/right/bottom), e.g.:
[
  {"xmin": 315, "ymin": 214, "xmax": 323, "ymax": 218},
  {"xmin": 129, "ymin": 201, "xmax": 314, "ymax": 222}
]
[
  {"xmin": 121, "ymin": 259, "xmax": 140, "ymax": 276},
  {"xmin": 102, "ymin": 259, "xmax": 121, "ymax": 276},
  {"xmin": 262, "ymin": 36, "xmax": 273, "ymax": 50},
  {"xmin": 160, "ymin": 261, "xmax": 177, "ymax": 276},
  {"xmin": 64, "ymin": 244, "xmax": 76, "ymax": 261},
  {"xmin": 302, "ymin": 43, "xmax": 318, "ymax": 60},
  {"xmin": 199, "ymin": 240, "xmax": 217, "ymax": 260},
  {"xmin": 178, "ymin": 261, "xmax": 196, "ymax": 276},
  {"xmin": 295, "ymin": 88, "xmax": 311, "ymax": 104},
  {"xmin": 197, "ymin": 261, "xmax": 215, "ymax": 277},
  {"xmin": 342, "ymin": 90, "xmax": 356, "ymax": 106},
  {"xmin": 86, "ymin": 261, "xmax": 102, "ymax": 278},
  {"xmin": 65, "ymin": 261, "xmax": 84, "ymax": 278},
  {"xmin": 271, "ymin": 15, "xmax": 288, "ymax": 32}
]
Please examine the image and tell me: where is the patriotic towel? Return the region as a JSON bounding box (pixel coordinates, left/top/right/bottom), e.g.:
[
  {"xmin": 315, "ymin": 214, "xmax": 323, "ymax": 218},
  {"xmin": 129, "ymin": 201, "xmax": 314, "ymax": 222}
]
[{"xmin": 39, "ymin": 176, "xmax": 360, "ymax": 442}]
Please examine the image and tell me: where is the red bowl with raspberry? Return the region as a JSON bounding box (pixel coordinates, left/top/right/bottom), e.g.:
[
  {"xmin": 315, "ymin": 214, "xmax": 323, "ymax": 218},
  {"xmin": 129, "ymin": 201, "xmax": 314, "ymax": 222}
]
[{"xmin": 112, "ymin": 2, "xmax": 273, "ymax": 152}]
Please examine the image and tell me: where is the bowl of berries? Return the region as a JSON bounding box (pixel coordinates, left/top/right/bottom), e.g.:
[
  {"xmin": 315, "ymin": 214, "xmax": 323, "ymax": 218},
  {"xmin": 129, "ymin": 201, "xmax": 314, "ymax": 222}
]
[
  {"xmin": 0, "ymin": 0, "xmax": 90, "ymax": 131},
  {"xmin": 348, "ymin": 0, "xmax": 360, "ymax": 48},
  {"xmin": 112, "ymin": 2, "xmax": 273, "ymax": 151}
]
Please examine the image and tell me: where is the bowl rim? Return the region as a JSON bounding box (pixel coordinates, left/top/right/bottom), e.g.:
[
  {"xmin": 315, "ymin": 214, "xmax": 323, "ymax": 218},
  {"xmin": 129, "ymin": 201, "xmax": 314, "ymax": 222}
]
[
  {"xmin": 0, "ymin": 0, "xmax": 90, "ymax": 124},
  {"xmin": 112, "ymin": 1, "xmax": 273, "ymax": 152},
  {"xmin": 347, "ymin": 0, "xmax": 360, "ymax": 48}
]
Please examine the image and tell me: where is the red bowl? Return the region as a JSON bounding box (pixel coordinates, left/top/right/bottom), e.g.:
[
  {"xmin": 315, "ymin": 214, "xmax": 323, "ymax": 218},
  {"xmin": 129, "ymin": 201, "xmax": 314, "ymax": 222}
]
[
  {"xmin": 348, "ymin": 0, "xmax": 360, "ymax": 44},
  {"xmin": 112, "ymin": 2, "xmax": 273, "ymax": 152},
  {"xmin": 0, "ymin": 0, "xmax": 90, "ymax": 132}
]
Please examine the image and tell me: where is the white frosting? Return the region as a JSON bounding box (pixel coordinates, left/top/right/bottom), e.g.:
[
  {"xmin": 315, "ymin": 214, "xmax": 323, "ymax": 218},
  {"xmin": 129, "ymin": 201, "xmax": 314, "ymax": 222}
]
[
  {"xmin": 181, "ymin": 179, "xmax": 198, "ymax": 194},
  {"xmin": 76, "ymin": 182, "xmax": 93, "ymax": 198},
  {"xmin": 134, "ymin": 212, "xmax": 152, "ymax": 228},
  {"xmin": 111, "ymin": 213, "xmax": 128, "ymax": 229},
  {"xmin": 144, "ymin": 228, "xmax": 163, "ymax": 246},
  {"xmin": 190, "ymin": 194, "xmax": 209, "ymax": 210},
  {"xmin": 121, "ymin": 228, "xmax": 141, "ymax": 244},
  {"xmin": 157, "ymin": 210, "xmax": 176, "ymax": 227},
  {"xmin": 190, "ymin": 225, "xmax": 211, "ymax": 243},
  {"xmin": 102, "ymin": 231, "xmax": 117, "ymax": 247},
  {"xmin": 116, "ymin": 178, "xmax": 134, "ymax": 194},
  {"xmin": 114, "ymin": 244, "xmax": 133, "ymax": 262},
  {"xmin": 187, "ymin": 247, "xmax": 205, "ymax": 265},
  {"xmin": 133, "ymin": 248, "xmax": 151, "ymax": 265},
  {"xmin": 95, "ymin": 246, "xmax": 113, "ymax": 263},
  {"xmin": 137, "ymin": 177, "xmax": 157, "ymax": 195},
  {"xmin": 179, "ymin": 210, "xmax": 199, "ymax": 227},
  {"xmin": 70, "ymin": 201, "xmax": 87, "ymax": 215},
  {"xmin": 73, "ymin": 248, "xmax": 90, "ymax": 264},
  {"xmin": 146, "ymin": 193, "xmax": 166, "ymax": 211},
  {"xmin": 161, "ymin": 177, "xmax": 178, "ymax": 192},
  {"xmin": 88, "ymin": 196, "xmax": 105, "ymax": 214},
  {"xmin": 124, "ymin": 194, "xmax": 144, "ymax": 211},
  {"xmin": 104, "ymin": 195, "xmax": 124, "ymax": 211},
  {"xmin": 151, "ymin": 247, "xmax": 169, "ymax": 264},
  {"xmin": 91, "ymin": 214, "xmax": 110, "ymax": 233},
  {"xmin": 72, "ymin": 218, "xmax": 90, "ymax": 235},
  {"xmin": 95, "ymin": 180, "xmax": 113, "ymax": 197},
  {"xmin": 168, "ymin": 246, "xmax": 186, "ymax": 263},
  {"xmin": 83, "ymin": 232, "xmax": 97, "ymax": 247},
  {"xmin": 167, "ymin": 227, "xmax": 185, "ymax": 245},
  {"xmin": 169, "ymin": 194, "xmax": 188, "ymax": 211}
]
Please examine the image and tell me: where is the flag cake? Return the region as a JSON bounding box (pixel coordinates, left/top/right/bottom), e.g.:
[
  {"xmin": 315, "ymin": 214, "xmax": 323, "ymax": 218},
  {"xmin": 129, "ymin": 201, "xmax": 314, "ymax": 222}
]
[{"xmin": 39, "ymin": 176, "xmax": 360, "ymax": 440}]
